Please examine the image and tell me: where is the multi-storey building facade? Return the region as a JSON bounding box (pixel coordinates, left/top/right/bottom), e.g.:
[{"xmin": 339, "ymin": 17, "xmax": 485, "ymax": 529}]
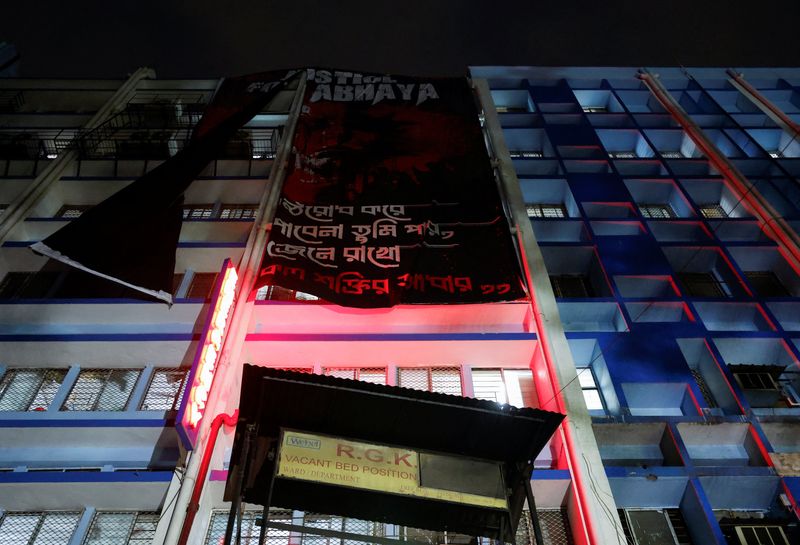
[{"xmin": 0, "ymin": 67, "xmax": 799, "ymax": 545}]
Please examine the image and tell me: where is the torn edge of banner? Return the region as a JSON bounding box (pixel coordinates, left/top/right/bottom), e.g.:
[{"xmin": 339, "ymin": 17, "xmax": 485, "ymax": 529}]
[{"xmin": 30, "ymin": 241, "xmax": 174, "ymax": 305}]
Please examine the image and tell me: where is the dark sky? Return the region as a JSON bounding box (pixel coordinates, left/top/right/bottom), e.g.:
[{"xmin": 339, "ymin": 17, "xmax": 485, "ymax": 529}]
[{"xmin": 3, "ymin": 1, "xmax": 799, "ymax": 79}]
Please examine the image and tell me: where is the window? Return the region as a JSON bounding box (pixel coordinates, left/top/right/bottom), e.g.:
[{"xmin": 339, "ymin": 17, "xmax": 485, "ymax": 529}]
[
  {"xmin": 622, "ymin": 510, "xmax": 681, "ymax": 545},
  {"xmin": 549, "ymin": 274, "xmax": 594, "ymax": 298},
  {"xmin": 677, "ymin": 272, "xmax": 729, "ymax": 298},
  {"xmin": 699, "ymin": 204, "xmax": 728, "ymax": 219},
  {"xmin": 733, "ymin": 371, "xmax": 779, "ymax": 391},
  {"xmin": 608, "ymin": 151, "xmax": 637, "ymax": 159},
  {"xmin": 83, "ymin": 512, "xmax": 159, "ymax": 545},
  {"xmin": 577, "ymin": 367, "xmax": 604, "ymax": 411},
  {"xmin": 744, "ymin": 271, "xmax": 790, "ymax": 297},
  {"xmin": 324, "ymin": 367, "xmax": 386, "ymax": 385},
  {"xmin": 526, "ymin": 203, "xmax": 567, "ymax": 218},
  {"xmin": 397, "ymin": 367, "xmax": 462, "ymax": 395},
  {"xmin": 187, "ymin": 272, "xmax": 218, "ymax": 300},
  {"xmin": 582, "ymin": 106, "xmax": 607, "ymax": 113},
  {"xmin": 55, "ymin": 205, "xmax": 93, "ymax": 219},
  {"xmin": 733, "ymin": 525, "xmax": 790, "ymax": 545},
  {"xmin": 182, "ymin": 204, "xmax": 259, "ymax": 220},
  {"xmin": 0, "ymin": 511, "xmax": 81, "ymax": 545},
  {"xmin": 0, "ymin": 271, "xmax": 60, "ymax": 299},
  {"xmin": 62, "ymin": 369, "xmax": 140, "ymax": 411},
  {"xmin": 639, "ymin": 203, "xmax": 676, "ymax": 219},
  {"xmin": 661, "ymin": 151, "xmax": 685, "ymax": 159},
  {"xmin": 220, "ymin": 204, "xmax": 258, "ymax": 220},
  {"xmin": 509, "ymin": 150, "xmax": 544, "ymax": 158},
  {"xmin": 0, "ymin": 368, "xmax": 66, "ymax": 411},
  {"xmin": 768, "ymin": 151, "xmax": 784, "ymax": 159},
  {"xmin": 182, "ymin": 205, "xmax": 214, "ymax": 219},
  {"xmin": 205, "ymin": 510, "xmax": 291, "ymax": 545},
  {"xmin": 471, "ymin": 369, "xmax": 536, "ymax": 408},
  {"xmin": 255, "ymin": 285, "xmax": 320, "ymax": 302},
  {"xmin": 140, "ymin": 368, "xmax": 189, "ymax": 411}
]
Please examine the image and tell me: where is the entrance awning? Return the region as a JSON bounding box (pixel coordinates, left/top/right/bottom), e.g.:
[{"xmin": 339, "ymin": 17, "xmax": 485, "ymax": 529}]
[{"xmin": 226, "ymin": 366, "xmax": 563, "ymax": 541}]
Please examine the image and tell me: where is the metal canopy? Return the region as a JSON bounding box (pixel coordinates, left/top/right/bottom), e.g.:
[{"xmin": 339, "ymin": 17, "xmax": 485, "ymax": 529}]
[{"xmin": 226, "ymin": 365, "xmax": 564, "ymax": 542}]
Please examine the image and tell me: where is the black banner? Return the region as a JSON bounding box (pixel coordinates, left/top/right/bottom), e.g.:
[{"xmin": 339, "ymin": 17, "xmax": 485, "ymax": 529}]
[
  {"xmin": 257, "ymin": 69, "xmax": 525, "ymax": 307},
  {"xmin": 31, "ymin": 70, "xmax": 299, "ymax": 303}
]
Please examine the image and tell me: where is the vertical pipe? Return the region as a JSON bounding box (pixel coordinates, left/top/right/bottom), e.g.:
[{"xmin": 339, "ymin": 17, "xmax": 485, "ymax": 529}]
[
  {"xmin": 726, "ymin": 69, "xmax": 800, "ymax": 135},
  {"xmin": 524, "ymin": 472, "xmax": 545, "ymax": 545}
]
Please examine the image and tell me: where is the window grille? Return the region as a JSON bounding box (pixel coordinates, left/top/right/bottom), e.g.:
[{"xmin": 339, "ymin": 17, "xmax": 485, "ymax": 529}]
[
  {"xmin": 733, "ymin": 372, "xmax": 779, "ymax": 391},
  {"xmin": 478, "ymin": 510, "xmax": 574, "ymax": 545},
  {"xmin": 140, "ymin": 368, "xmax": 189, "ymax": 411},
  {"xmin": 62, "ymin": 369, "xmax": 140, "ymax": 411},
  {"xmin": 0, "ymin": 511, "xmax": 81, "ymax": 545},
  {"xmin": 577, "ymin": 367, "xmax": 604, "ymax": 411},
  {"xmin": 734, "ymin": 525, "xmax": 790, "ymax": 545},
  {"xmin": 0, "ymin": 368, "xmax": 67, "ymax": 411},
  {"xmin": 549, "ymin": 275, "xmax": 593, "ymax": 298},
  {"xmin": 56, "ymin": 205, "xmax": 93, "ymax": 219},
  {"xmin": 397, "ymin": 367, "xmax": 462, "ymax": 395},
  {"xmin": 677, "ymin": 272, "xmax": 729, "ymax": 298},
  {"xmin": 83, "ymin": 511, "xmax": 159, "ymax": 545},
  {"xmin": 744, "ymin": 271, "xmax": 790, "ymax": 298},
  {"xmin": 582, "ymin": 106, "xmax": 607, "ymax": 113},
  {"xmin": 187, "ymin": 273, "xmax": 218, "ymax": 300},
  {"xmin": 699, "ymin": 204, "xmax": 728, "ymax": 219},
  {"xmin": 661, "ymin": 151, "xmax": 684, "ymax": 159},
  {"xmin": 639, "ymin": 204, "xmax": 676, "ymax": 219},
  {"xmin": 608, "ymin": 151, "xmax": 637, "ymax": 159},
  {"xmin": 324, "ymin": 368, "xmax": 386, "ymax": 385},
  {"xmin": 302, "ymin": 513, "xmax": 385, "ymax": 545},
  {"xmin": 205, "ymin": 510, "xmax": 292, "ymax": 545},
  {"xmin": 182, "ymin": 205, "xmax": 215, "ymax": 220},
  {"xmin": 220, "ymin": 205, "xmax": 258, "ymax": 220},
  {"xmin": 526, "ymin": 203, "xmax": 567, "ymax": 218}
]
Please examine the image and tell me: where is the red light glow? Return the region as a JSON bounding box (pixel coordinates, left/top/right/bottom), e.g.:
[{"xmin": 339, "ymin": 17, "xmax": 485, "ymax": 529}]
[{"xmin": 186, "ymin": 264, "xmax": 238, "ymax": 428}]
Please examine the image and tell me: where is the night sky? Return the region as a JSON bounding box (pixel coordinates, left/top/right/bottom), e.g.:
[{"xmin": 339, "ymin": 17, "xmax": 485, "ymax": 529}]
[{"xmin": 3, "ymin": 0, "xmax": 800, "ymax": 79}]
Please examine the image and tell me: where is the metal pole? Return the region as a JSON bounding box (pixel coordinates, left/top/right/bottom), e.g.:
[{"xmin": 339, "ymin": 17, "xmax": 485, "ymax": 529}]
[
  {"xmin": 523, "ymin": 471, "xmax": 544, "ymax": 545},
  {"xmin": 224, "ymin": 424, "xmax": 256, "ymax": 545},
  {"xmin": 256, "ymin": 445, "xmax": 278, "ymax": 545}
]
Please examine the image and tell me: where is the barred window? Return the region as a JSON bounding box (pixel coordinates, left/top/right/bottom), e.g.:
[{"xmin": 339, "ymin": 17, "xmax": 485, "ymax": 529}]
[
  {"xmin": 661, "ymin": 150, "xmax": 684, "ymax": 159},
  {"xmin": 526, "ymin": 203, "xmax": 566, "ymax": 218},
  {"xmin": 397, "ymin": 367, "xmax": 462, "ymax": 395},
  {"xmin": 62, "ymin": 369, "xmax": 140, "ymax": 411},
  {"xmin": 639, "ymin": 204, "xmax": 676, "ymax": 219},
  {"xmin": 733, "ymin": 371, "xmax": 779, "ymax": 391},
  {"xmin": 699, "ymin": 204, "xmax": 728, "ymax": 219},
  {"xmin": 140, "ymin": 368, "xmax": 189, "ymax": 411},
  {"xmin": 83, "ymin": 511, "xmax": 159, "ymax": 545},
  {"xmin": 182, "ymin": 205, "xmax": 215, "ymax": 220},
  {"xmin": 734, "ymin": 525, "xmax": 790, "ymax": 545},
  {"xmin": 303, "ymin": 513, "xmax": 385, "ymax": 545},
  {"xmin": 56, "ymin": 205, "xmax": 93, "ymax": 219},
  {"xmin": 509, "ymin": 150, "xmax": 544, "ymax": 158},
  {"xmin": 220, "ymin": 205, "xmax": 258, "ymax": 220},
  {"xmin": 0, "ymin": 511, "xmax": 81, "ymax": 545},
  {"xmin": 205, "ymin": 509, "xmax": 291, "ymax": 545},
  {"xmin": 0, "ymin": 369, "xmax": 67, "ymax": 411},
  {"xmin": 324, "ymin": 368, "xmax": 386, "ymax": 385}
]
